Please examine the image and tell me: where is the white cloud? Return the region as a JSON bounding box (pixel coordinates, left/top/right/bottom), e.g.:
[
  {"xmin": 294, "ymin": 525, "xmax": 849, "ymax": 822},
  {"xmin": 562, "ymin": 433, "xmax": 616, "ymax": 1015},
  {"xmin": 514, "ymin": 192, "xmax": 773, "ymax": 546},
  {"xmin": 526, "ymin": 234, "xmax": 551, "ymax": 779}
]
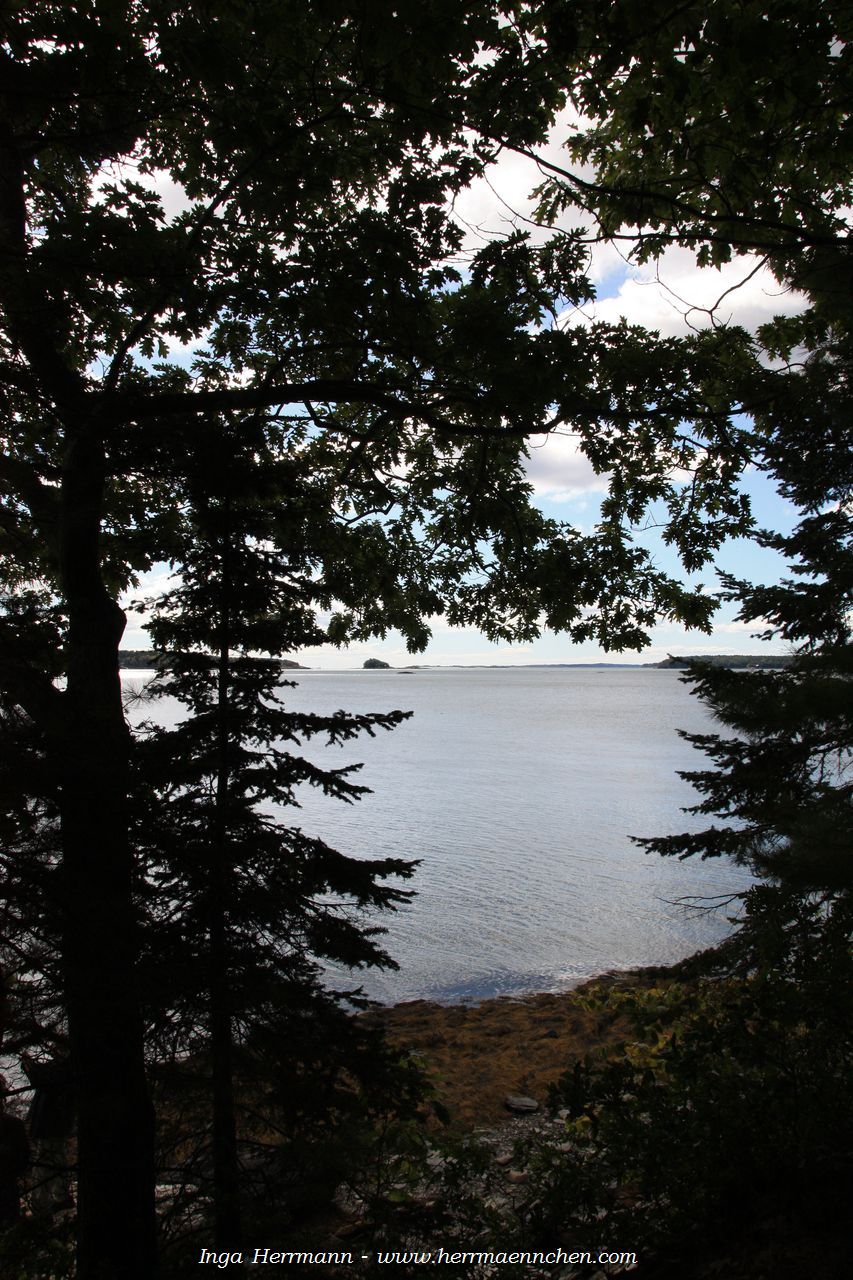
[
  {"xmin": 710, "ymin": 618, "xmax": 774, "ymax": 637},
  {"xmin": 451, "ymin": 107, "xmax": 593, "ymax": 253},
  {"xmin": 91, "ymin": 160, "xmax": 192, "ymax": 222},
  {"xmin": 119, "ymin": 564, "xmax": 178, "ymax": 647},
  {"xmin": 560, "ymin": 247, "xmax": 806, "ymax": 339},
  {"xmin": 447, "ymin": 116, "xmax": 809, "ymax": 345},
  {"xmin": 524, "ymin": 431, "xmax": 608, "ymax": 501},
  {"xmin": 587, "ymin": 239, "xmax": 633, "ymax": 286},
  {"xmin": 451, "ymin": 145, "xmax": 544, "ymax": 245},
  {"xmin": 148, "ymin": 169, "xmax": 192, "ymax": 221}
]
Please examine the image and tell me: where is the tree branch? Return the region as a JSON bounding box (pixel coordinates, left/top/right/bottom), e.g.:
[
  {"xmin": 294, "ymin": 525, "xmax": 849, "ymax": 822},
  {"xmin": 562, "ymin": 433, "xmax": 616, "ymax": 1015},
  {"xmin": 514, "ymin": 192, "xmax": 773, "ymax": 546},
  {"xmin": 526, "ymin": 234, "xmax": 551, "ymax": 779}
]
[
  {"xmin": 0, "ymin": 451, "xmax": 60, "ymax": 531},
  {"xmin": 0, "ymin": 128, "xmax": 86, "ymax": 413},
  {"xmin": 112, "ymin": 378, "xmax": 464, "ymax": 430}
]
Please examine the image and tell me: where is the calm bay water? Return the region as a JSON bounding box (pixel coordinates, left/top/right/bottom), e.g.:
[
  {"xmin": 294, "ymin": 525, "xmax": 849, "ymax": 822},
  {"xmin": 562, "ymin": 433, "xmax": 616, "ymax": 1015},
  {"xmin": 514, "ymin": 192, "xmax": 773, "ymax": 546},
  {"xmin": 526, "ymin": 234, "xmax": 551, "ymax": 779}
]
[
  {"xmin": 282, "ymin": 668, "xmax": 750, "ymax": 1002},
  {"xmin": 127, "ymin": 666, "xmax": 750, "ymax": 1004}
]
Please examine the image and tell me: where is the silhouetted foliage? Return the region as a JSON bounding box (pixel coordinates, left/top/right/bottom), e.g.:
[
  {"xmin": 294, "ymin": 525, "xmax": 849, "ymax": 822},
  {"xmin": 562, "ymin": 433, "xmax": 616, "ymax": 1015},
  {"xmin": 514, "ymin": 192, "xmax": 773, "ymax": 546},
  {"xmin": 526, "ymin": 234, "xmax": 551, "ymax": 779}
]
[{"xmin": 129, "ymin": 419, "xmax": 421, "ymax": 1248}]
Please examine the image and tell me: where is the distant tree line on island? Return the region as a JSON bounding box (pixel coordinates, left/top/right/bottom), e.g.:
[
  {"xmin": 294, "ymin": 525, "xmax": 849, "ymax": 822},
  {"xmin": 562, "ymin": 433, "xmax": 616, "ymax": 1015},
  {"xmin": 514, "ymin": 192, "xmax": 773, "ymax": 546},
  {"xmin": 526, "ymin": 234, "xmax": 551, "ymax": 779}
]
[
  {"xmin": 650, "ymin": 654, "xmax": 793, "ymax": 669},
  {"xmin": 118, "ymin": 650, "xmax": 306, "ymax": 670}
]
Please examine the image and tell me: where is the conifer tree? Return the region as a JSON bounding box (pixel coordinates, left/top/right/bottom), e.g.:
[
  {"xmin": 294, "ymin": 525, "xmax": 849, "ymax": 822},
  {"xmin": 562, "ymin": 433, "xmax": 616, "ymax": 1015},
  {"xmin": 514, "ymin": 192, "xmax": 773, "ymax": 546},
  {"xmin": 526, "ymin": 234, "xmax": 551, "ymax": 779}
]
[
  {"xmin": 134, "ymin": 417, "xmax": 417, "ymax": 1247},
  {"xmin": 0, "ymin": 593, "xmax": 68, "ymax": 1067},
  {"xmin": 0, "ymin": 697, "xmax": 64, "ymax": 1063},
  {"xmin": 639, "ymin": 313, "xmax": 852, "ymax": 961}
]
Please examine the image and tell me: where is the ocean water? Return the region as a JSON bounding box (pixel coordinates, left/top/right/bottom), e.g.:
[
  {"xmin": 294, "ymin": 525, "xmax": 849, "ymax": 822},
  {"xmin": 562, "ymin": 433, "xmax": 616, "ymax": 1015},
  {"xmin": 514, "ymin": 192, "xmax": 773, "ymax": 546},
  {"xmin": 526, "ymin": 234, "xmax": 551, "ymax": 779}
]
[
  {"xmin": 125, "ymin": 666, "xmax": 751, "ymax": 1004},
  {"xmin": 281, "ymin": 668, "xmax": 750, "ymax": 1002}
]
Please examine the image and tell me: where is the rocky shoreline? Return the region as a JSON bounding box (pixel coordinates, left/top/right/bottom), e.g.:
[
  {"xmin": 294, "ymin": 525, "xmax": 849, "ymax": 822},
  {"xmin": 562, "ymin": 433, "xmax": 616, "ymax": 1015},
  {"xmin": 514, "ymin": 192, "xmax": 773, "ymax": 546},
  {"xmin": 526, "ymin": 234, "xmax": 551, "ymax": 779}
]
[{"xmin": 364, "ymin": 969, "xmax": 668, "ymax": 1131}]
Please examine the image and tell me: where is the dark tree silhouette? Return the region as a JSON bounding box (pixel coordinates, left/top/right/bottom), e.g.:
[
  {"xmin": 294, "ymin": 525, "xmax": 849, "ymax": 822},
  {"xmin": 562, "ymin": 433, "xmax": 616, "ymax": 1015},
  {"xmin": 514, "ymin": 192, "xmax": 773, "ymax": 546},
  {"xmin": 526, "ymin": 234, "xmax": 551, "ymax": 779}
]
[{"xmin": 134, "ymin": 418, "xmax": 417, "ymax": 1247}]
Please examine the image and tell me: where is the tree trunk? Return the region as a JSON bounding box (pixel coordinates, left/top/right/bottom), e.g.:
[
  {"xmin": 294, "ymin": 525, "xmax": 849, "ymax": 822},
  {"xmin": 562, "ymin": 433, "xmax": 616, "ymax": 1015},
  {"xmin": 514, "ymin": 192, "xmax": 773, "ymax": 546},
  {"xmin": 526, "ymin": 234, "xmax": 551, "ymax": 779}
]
[
  {"xmin": 210, "ymin": 512, "xmax": 242, "ymax": 1250},
  {"xmin": 58, "ymin": 429, "xmax": 157, "ymax": 1280},
  {"xmin": 209, "ymin": 881, "xmax": 241, "ymax": 1251}
]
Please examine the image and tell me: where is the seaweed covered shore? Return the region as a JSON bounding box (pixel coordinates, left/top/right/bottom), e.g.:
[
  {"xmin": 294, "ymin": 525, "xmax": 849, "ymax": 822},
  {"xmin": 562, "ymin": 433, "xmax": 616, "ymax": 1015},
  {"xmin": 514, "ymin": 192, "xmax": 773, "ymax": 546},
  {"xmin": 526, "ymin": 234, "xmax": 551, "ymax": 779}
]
[{"xmin": 363, "ymin": 970, "xmax": 659, "ymax": 1130}]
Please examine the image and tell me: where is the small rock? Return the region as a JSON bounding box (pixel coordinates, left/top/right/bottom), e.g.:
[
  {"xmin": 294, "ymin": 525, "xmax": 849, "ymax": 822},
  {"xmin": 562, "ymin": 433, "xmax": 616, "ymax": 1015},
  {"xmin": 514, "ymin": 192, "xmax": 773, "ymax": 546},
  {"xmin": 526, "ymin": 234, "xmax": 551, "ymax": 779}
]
[
  {"xmin": 506, "ymin": 1169, "xmax": 528, "ymax": 1184},
  {"xmin": 504, "ymin": 1094, "xmax": 539, "ymax": 1114},
  {"xmin": 494, "ymin": 1152, "xmax": 513, "ymax": 1166}
]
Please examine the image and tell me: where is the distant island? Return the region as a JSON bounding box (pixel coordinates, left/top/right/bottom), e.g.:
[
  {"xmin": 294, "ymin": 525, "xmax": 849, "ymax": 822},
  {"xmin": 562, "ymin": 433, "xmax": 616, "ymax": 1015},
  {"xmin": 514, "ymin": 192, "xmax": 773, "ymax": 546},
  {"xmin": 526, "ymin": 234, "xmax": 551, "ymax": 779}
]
[
  {"xmin": 363, "ymin": 658, "xmax": 391, "ymax": 669},
  {"xmin": 118, "ymin": 650, "xmax": 307, "ymax": 670},
  {"xmin": 117, "ymin": 650, "xmax": 162, "ymax": 669}
]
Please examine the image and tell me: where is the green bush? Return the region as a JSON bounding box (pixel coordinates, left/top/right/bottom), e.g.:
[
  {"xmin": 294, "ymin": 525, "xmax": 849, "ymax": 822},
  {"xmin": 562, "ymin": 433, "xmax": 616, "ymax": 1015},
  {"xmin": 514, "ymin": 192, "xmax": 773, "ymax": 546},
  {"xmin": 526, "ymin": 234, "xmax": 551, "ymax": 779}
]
[{"xmin": 528, "ymin": 891, "xmax": 853, "ymax": 1258}]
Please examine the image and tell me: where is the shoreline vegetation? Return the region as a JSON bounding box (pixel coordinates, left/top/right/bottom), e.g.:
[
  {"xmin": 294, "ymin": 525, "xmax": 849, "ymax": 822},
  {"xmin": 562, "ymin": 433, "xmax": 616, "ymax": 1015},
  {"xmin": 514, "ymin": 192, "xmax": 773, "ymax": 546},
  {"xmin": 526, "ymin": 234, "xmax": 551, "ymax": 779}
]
[
  {"xmin": 117, "ymin": 649, "xmax": 308, "ymax": 670},
  {"xmin": 355, "ymin": 961, "xmax": 852, "ymax": 1280}
]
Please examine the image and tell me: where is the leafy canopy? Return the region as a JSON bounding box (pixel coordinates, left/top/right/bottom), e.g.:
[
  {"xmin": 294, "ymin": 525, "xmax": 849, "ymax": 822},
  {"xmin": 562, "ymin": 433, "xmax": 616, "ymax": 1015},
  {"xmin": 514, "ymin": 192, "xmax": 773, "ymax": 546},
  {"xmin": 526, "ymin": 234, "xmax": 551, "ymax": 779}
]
[{"xmin": 0, "ymin": 0, "xmax": 770, "ymax": 662}]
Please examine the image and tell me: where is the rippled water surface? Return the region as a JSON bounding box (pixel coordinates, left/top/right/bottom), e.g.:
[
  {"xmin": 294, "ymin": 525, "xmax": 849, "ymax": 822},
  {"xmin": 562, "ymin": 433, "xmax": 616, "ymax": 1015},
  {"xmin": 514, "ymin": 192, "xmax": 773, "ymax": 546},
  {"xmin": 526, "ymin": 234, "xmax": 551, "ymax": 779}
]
[
  {"xmin": 271, "ymin": 668, "xmax": 748, "ymax": 1002},
  {"xmin": 129, "ymin": 666, "xmax": 750, "ymax": 1003}
]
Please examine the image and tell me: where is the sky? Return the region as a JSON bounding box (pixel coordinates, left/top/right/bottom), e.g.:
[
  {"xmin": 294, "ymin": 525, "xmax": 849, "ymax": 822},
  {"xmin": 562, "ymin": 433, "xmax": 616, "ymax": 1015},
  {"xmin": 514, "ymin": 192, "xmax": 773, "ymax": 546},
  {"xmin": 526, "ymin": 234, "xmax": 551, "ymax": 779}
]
[{"xmin": 120, "ymin": 124, "xmax": 810, "ymax": 667}]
